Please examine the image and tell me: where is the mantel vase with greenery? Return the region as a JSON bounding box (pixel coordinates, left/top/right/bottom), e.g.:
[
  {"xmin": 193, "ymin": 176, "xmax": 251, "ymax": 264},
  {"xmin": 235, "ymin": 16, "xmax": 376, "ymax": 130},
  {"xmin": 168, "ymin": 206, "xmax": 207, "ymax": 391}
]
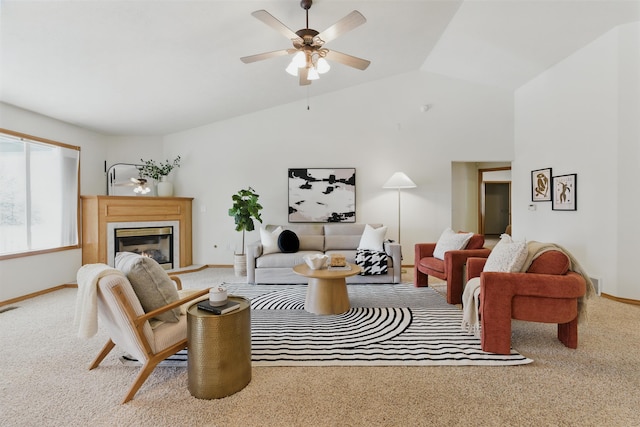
[
  {"xmin": 156, "ymin": 176, "xmax": 173, "ymax": 197},
  {"xmin": 139, "ymin": 156, "xmax": 181, "ymax": 197},
  {"xmin": 228, "ymin": 187, "xmax": 263, "ymax": 276}
]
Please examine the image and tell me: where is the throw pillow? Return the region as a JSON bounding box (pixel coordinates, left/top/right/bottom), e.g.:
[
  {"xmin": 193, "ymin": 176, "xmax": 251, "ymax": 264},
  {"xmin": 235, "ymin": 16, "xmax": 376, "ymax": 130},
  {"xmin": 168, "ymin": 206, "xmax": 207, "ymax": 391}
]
[
  {"xmin": 483, "ymin": 234, "xmax": 528, "ymax": 273},
  {"xmin": 355, "ymin": 249, "xmax": 388, "ymax": 275},
  {"xmin": 357, "ymin": 224, "xmax": 388, "ymax": 252},
  {"xmin": 260, "ymin": 226, "xmax": 283, "ymax": 255},
  {"xmin": 114, "ymin": 252, "xmax": 181, "ymax": 323},
  {"xmin": 433, "ymin": 228, "xmax": 474, "ymax": 260},
  {"xmin": 277, "ymin": 229, "xmax": 300, "ymax": 253}
]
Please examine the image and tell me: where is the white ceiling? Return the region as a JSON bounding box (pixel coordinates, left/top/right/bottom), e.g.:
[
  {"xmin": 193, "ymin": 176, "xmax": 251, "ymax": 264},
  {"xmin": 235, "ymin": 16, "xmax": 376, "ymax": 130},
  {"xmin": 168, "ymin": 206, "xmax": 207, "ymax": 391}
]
[{"xmin": 1, "ymin": 0, "xmax": 639, "ymax": 136}]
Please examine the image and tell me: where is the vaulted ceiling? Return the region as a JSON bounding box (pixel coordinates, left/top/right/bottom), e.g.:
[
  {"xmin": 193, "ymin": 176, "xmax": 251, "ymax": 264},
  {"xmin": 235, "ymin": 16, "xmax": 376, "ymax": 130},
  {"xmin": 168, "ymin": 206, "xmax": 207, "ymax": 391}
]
[{"xmin": 1, "ymin": 0, "xmax": 638, "ymax": 136}]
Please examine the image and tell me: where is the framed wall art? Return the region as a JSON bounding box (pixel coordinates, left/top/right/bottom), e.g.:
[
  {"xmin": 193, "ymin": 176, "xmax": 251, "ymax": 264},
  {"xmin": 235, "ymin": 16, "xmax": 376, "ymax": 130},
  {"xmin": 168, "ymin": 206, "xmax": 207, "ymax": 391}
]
[
  {"xmin": 552, "ymin": 173, "xmax": 577, "ymax": 211},
  {"xmin": 288, "ymin": 168, "xmax": 356, "ymax": 223},
  {"xmin": 531, "ymin": 168, "xmax": 552, "ymax": 202}
]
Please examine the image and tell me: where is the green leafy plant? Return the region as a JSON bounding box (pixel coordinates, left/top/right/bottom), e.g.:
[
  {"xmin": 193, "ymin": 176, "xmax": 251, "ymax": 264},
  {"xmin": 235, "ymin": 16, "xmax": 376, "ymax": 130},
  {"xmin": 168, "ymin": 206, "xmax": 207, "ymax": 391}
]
[
  {"xmin": 228, "ymin": 187, "xmax": 263, "ymax": 255},
  {"xmin": 138, "ymin": 156, "xmax": 181, "ymax": 181}
]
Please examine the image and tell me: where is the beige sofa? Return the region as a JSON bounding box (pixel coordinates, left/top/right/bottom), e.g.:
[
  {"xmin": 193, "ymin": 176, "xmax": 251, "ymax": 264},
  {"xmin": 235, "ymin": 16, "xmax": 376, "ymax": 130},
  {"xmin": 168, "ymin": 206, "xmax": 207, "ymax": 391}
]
[{"xmin": 246, "ymin": 223, "xmax": 402, "ymax": 284}]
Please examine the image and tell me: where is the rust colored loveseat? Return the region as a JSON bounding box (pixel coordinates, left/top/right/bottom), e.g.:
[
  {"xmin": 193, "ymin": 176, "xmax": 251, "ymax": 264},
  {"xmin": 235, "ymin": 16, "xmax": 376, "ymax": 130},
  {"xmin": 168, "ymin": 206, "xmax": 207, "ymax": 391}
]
[
  {"xmin": 414, "ymin": 233, "xmax": 491, "ymax": 304},
  {"xmin": 466, "ymin": 250, "xmax": 587, "ymax": 355}
]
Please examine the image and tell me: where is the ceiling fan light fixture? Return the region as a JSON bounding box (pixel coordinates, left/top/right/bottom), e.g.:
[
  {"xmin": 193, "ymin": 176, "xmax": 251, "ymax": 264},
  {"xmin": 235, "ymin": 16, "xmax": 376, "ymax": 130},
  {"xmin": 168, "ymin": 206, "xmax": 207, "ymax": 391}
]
[
  {"xmin": 292, "ymin": 51, "xmax": 306, "ymax": 67},
  {"xmin": 316, "ymin": 57, "xmax": 330, "ymax": 74},
  {"xmin": 285, "ymin": 61, "xmax": 300, "ymax": 76},
  {"xmin": 308, "ymin": 67, "xmax": 320, "ymax": 80}
]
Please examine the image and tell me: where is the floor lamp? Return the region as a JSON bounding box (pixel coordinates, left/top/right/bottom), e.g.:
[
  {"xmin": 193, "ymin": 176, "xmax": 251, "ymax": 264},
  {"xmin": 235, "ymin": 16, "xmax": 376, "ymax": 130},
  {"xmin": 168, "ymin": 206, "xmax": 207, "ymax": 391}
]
[{"xmin": 382, "ymin": 172, "xmax": 417, "ymax": 245}]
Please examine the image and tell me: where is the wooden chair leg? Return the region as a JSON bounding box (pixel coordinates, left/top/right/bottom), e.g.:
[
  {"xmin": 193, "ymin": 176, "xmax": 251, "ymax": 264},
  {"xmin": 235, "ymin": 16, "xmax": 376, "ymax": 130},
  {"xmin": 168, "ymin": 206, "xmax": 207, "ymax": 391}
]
[
  {"xmin": 89, "ymin": 340, "xmax": 115, "ymax": 370},
  {"xmin": 122, "ymin": 359, "xmax": 161, "ymax": 404}
]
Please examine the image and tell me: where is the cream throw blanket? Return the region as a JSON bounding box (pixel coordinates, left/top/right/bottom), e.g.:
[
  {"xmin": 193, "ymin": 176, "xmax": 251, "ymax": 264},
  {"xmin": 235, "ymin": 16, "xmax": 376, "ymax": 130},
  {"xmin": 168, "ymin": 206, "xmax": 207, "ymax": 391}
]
[
  {"xmin": 461, "ymin": 242, "xmax": 596, "ymax": 336},
  {"xmin": 74, "ymin": 264, "xmax": 125, "ymax": 339}
]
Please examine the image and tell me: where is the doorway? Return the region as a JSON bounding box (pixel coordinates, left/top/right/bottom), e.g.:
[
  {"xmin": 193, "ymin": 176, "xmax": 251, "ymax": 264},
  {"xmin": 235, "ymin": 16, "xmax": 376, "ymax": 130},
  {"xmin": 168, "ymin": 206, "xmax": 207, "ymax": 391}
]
[{"xmin": 478, "ymin": 167, "xmax": 511, "ymax": 237}]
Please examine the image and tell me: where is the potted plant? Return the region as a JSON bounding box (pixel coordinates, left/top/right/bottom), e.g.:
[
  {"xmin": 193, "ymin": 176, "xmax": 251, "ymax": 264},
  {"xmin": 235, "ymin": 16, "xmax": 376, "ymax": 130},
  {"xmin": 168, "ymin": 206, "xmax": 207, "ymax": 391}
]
[
  {"xmin": 228, "ymin": 187, "xmax": 263, "ymax": 276},
  {"xmin": 139, "ymin": 156, "xmax": 181, "ymax": 196}
]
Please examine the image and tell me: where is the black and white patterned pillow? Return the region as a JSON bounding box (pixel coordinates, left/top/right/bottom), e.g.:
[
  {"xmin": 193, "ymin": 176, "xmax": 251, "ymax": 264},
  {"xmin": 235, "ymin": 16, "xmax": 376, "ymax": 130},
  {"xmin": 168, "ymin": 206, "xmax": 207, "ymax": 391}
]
[{"xmin": 355, "ymin": 249, "xmax": 388, "ymax": 275}]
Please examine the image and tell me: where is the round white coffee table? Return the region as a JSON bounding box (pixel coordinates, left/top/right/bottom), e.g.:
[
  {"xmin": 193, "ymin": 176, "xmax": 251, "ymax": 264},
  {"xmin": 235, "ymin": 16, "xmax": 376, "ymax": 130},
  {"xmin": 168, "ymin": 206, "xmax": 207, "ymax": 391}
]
[{"xmin": 293, "ymin": 263, "xmax": 362, "ymax": 315}]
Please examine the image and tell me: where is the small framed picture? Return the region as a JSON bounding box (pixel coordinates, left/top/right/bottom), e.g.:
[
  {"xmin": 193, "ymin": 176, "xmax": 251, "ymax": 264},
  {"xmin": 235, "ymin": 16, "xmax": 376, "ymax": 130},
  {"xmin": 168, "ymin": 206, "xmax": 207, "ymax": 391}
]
[
  {"xmin": 531, "ymin": 168, "xmax": 552, "ymax": 202},
  {"xmin": 552, "ymin": 174, "xmax": 577, "ymax": 211}
]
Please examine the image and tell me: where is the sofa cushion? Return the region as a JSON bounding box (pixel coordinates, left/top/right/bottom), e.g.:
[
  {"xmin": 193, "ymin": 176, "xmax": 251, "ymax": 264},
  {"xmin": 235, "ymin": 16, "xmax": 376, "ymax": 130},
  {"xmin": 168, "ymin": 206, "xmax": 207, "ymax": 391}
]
[
  {"xmin": 256, "ymin": 251, "xmax": 323, "ymax": 268},
  {"xmin": 297, "ymin": 235, "xmax": 325, "ymax": 251},
  {"xmin": 433, "ymin": 228, "xmax": 473, "ymax": 260},
  {"xmin": 325, "ymin": 235, "xmax": 361, "ymax": 251},
  {"xmin": 264, "ymin": 224, "xmax": 324, "ymax": 251},
  {"xmin": 526, "ymin": 250, "xmax": 570, "ymax": 275},
  {"xmin": 114, "ymin": 252, "xmax": 180, "ymax": 323},
  {"xmin": 260, "ymin": 226, "xmax": 283, "ymax": 255},
  {"xmin": 278, "ymin": 229, "xmax": 299, "ymax": 253},
  {"xmin": 483, "ymin": 234, "xmax": 527, "ymax": 273},
  {"xmin": 419, "ymin": 256, "xmax": 445, "ymax": 274},
  {"xmin": 358, "ymin": 224, "xmax": 388, "ymax": 252}
]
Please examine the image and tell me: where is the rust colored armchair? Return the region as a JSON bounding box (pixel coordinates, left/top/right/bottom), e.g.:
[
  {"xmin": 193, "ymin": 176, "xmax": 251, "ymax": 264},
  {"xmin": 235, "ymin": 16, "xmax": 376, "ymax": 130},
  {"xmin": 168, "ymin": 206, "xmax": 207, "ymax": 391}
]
[
  {"xmin": 414, "ymin": 233, "xmax": 491, "ymax": 304},
  {"xmin": 467, "ymin": 251, "xmax": 587, "ymax": 355}
]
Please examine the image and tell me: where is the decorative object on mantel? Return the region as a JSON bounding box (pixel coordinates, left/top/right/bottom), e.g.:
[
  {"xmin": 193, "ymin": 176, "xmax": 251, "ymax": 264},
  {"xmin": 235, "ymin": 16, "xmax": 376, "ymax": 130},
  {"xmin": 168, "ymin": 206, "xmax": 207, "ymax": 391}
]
[
  {"xmin": 105, "ymin": 162, "xmax": 150, "ymax": 196},
  {"xmin": 139, "ymin": 156, "xmax": 181, "ymax": 197},
  {"xmin": 228, "ymin": 187, "xmax": 263, "ymax": 276}
]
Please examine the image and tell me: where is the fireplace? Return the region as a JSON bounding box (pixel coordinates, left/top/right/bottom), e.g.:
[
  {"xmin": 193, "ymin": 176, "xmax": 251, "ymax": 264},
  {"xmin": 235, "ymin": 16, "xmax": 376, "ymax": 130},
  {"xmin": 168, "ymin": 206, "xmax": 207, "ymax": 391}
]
[
  {"xmin": 81, "ymin": 196, "xmax": 193, "ymax": 268},
  {"xmin": 115, "ymin": 226, "xmax": 174, "ymax": 270},
  {"xmin": 107, "ymin": 220, "xmax": 180, "ymax": 269}
]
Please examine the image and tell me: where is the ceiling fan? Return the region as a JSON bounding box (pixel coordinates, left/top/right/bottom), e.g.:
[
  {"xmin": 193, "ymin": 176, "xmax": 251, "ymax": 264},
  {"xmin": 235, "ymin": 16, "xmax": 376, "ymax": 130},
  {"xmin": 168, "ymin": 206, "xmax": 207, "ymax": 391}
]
[{"xmin": 240, "ymin": 0, "xmax": 371, "ymax": 86}]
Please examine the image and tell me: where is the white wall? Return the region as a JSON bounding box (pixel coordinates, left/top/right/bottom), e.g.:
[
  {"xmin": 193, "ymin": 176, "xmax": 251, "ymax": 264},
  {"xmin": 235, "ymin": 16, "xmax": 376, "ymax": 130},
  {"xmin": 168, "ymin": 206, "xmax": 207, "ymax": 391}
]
[
  {"xmin": 165, "ymin": 71, "xmax": 514, "ymax": 266},
  {"xmin": 616, "ymin": 22, "xmax": 640, "ymax": 300},
  {"xmin": 0, "ymin": 103, "xmax": 109, "ymax": 301},
  {"xmin": 513, "ymin": 23, "xmax": 639, "ymax": 299}
]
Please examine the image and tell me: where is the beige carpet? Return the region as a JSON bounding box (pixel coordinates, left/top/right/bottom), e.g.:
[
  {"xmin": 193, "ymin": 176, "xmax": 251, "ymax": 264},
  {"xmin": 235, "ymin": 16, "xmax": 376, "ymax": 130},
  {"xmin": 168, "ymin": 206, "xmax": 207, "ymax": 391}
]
[{"xmin": 1, "ymin": 268, "xmax": 639, "ymax": 426}]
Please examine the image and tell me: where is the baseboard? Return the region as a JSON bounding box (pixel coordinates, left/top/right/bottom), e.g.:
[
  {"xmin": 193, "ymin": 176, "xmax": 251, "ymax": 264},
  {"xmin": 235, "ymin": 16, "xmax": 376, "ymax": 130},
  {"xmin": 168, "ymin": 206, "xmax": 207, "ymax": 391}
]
[
  {"xmin": 601, "ymin": 293, "xmax": 640, "ymax": 306},
  {"xmin": 0, "ymin": 284, "xmax": 76, "ymax": 307}
]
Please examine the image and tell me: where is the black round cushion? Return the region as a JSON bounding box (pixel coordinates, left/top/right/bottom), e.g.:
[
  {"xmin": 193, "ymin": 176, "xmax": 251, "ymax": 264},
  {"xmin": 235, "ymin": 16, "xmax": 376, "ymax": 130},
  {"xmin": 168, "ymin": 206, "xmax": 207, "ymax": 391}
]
[{"xmin": 278, "ymin": 230, "xmax": 299, "ymax": 253}]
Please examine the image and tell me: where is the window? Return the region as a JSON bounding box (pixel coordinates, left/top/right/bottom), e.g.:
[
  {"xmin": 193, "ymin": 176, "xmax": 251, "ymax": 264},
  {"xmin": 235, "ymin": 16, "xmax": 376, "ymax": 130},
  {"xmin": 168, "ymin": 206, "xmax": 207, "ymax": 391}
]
[{"xmin": 0, "ymin": 129, "xmax": 80, "ymax": 258}]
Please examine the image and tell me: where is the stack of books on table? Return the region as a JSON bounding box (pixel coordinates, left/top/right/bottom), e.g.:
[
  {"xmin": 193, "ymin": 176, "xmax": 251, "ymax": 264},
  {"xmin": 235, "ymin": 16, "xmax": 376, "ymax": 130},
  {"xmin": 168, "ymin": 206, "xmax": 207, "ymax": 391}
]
[{"xmin": 196, "ymin": 300, "xmax": 240, "ymax": 315}]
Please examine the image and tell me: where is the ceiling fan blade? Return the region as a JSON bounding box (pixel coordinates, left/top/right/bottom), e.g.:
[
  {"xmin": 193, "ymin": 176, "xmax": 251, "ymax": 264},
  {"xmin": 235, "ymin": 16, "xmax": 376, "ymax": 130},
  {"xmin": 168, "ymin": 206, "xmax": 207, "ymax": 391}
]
[
  {"xmin": 251, "ymin": 10, "xmax": 301, "ymax": 42},
  {"xmin": 325, "ymin": 50, "xmax": 371, "ymax": 70},
  {"xmin": 316, "ymin": 11, "xmax": 366, "ymax": 44},
  {"xmin": 241, "ymin": 49, "xmax": 296, "ymax": 64},
  {"xmin": 299, "ymin": 68, "xmax": 311, "ymax": 86}
]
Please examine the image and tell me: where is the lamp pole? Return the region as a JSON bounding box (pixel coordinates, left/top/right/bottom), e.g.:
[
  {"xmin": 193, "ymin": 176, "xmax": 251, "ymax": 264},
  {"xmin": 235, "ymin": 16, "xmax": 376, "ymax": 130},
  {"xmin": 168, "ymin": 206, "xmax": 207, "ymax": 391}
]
[{"xmin": 383, "ymin": 172, "xmax": 417, "ymax": 245}]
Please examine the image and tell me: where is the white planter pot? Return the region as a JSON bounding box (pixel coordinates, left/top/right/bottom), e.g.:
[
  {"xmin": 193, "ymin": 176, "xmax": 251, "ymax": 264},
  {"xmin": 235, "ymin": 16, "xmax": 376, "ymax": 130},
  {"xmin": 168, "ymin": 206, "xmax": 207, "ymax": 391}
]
[
  {"xmin": 156, "ymin": 177, "xmax": 174, "ymax": 197},
  {"xmin": 234, "ymin": 254, "xmax": 247, "ymax": 277}
]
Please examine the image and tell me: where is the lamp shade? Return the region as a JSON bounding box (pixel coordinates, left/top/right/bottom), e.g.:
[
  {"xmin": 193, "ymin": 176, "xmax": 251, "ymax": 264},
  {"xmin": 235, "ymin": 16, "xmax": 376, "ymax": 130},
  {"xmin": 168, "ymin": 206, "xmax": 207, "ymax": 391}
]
[{"xmin": 383, "ymin": 172, "xmax": 416, "ymax": 189}]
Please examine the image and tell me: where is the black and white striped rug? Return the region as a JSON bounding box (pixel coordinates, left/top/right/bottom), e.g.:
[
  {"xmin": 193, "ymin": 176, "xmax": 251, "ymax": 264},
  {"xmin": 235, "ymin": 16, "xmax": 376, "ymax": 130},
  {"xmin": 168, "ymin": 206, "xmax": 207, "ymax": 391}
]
[{"xmin": 126, "ymin": 283, "xmax": 531, "ymax": 367}]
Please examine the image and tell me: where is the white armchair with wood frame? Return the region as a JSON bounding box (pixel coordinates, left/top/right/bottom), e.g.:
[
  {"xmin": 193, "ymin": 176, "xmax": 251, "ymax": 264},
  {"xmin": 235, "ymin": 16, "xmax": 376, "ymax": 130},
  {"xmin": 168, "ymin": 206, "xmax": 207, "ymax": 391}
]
[{"xmin": 88, "ymin": 268, "xmax": 208, "ymax": 403}]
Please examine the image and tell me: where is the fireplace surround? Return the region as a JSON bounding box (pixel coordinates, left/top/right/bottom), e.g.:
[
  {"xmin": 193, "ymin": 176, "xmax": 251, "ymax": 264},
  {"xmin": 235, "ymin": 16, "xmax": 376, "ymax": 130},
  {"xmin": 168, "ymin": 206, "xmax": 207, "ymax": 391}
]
[{"xmin": 81, "ymin": 195, "xmax": 193, "ymax": 269}]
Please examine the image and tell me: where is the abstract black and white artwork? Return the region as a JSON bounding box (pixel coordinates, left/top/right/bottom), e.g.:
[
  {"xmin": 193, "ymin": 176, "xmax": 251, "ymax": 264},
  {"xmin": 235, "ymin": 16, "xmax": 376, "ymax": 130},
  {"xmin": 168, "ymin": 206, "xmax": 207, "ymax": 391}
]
[{"xmin": 288, "ymin": 168, "xmax": 356, "ymax": 223}]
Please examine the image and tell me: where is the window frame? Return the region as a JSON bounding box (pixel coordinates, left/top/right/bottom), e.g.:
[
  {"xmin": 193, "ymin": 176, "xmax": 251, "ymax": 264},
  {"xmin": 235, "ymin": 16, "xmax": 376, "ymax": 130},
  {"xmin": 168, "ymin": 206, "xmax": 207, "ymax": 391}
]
[{"xmin": 0, "ymin": 128, "xmax": 81, "ymax": 260}]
